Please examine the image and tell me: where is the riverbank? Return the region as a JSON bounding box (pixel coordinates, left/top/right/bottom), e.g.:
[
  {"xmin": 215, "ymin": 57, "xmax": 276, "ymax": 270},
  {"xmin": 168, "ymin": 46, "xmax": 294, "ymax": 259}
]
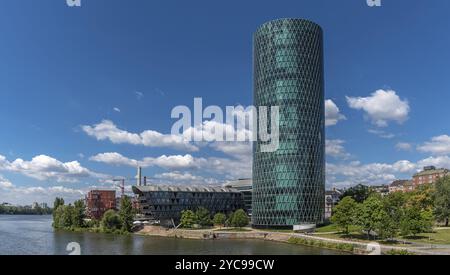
[{"xmin": 135, "ymin": 225, "xmax": 450, "ymax": 255}]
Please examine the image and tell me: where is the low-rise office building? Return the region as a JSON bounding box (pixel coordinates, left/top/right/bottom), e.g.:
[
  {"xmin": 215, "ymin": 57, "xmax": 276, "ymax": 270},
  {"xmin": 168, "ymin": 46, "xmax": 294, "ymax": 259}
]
[
  {"xmin": 132, "ymin": 185, "xmax": 244, "ymax": 226},
  {"xmin": 224, "ymin": 179, "xmax": 252, "ymax": 215},
  {"xmin": 86, "ymin": 190, "xmax": 116, "ymax": 220}
]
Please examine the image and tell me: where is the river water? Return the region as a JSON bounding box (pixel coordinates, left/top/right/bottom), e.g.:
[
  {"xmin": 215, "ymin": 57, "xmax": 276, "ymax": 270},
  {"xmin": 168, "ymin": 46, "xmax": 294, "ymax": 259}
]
[{"xmin": 0, "ymin": 215, "xmax": 344, "ymax": 255}]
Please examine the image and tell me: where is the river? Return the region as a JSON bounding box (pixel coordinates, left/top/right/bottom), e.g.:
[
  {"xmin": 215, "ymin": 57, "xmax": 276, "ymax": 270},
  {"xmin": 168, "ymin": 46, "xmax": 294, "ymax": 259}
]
[{"xmin": 0, "ymin": 215, "xmax": 345, "ymax": 255}]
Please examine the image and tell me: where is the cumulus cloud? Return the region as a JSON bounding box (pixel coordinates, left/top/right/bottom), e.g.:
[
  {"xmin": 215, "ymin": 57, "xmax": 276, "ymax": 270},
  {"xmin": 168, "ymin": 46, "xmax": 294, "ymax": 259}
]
[
  {"xmin": 0, "ymin": 154, "xmax": 105, "ymax": 183},
  {"xmin": 113, "ymin": 107, "xmax": 121, "ymax": 113},
  {"xmin": 325, "ymin": 99, "xmax": 346, "ymax": 127},
  {"xmin": 326, "ymin": 159, "xmax": 417, "ymax": 187},
  {"xmin": 0, "ymin": 176, "xmax": 85, "ymax": 205},
  {"xmin": 90, "ymin": 152, "xmax": 251, "ymax": 180},
  {"xmin": 368, "ymin": 129, "xmax": 396, "ymax": 139},
  {"xmin": 346, "ymin": 89, "xmax": 410, "ymax": 127},
  {"xmin": 81, "ymin": 120, "xmax": 198, "ymax": 152},
  {"xmin": 326, "ymin": 139, "xmax": 351, "ymax": 159},
  {"xmin": 417, "ymin": 135, "xmax": 450, "ymax": 156},
  {"xmin": 90, "ymin": 152, "xmax": 196, "ymax": 170}
]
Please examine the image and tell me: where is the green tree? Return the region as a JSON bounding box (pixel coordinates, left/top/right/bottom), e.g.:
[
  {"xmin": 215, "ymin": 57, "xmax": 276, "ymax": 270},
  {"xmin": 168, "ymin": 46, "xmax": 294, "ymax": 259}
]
[
  {"xmin": 433, "ymin": 176, "xmax": 450, "ymax": 227},
  {"xmin": 195, "ymin": 207, "xmax": 212, "ymax": 227},
  {"xmin": 400, "ymin": 207, "xmax": 434, "ymax": 237},
  {"xmin": 180, "ymin": 210, "xmax": 196, "ymax": 228},
  {"xmin": 53, "ymin": 197, "xmax": 64, "ymax": 219},
  {"xmin": 356, "ymin": 196, "xmax": 386, "ymax": 239},
  {"xmin": 330, "ymin": 196, "xmax": 357, "ymax": 235},
  {"xmin": 101, "ymin": 209, "xmax": 121, "ymax": 232},
  {"xmin": 230, "ymin": 209, "xmax": 249, "ymax": 228},
  {"xmin": 375, "ymin": 211, "xmax": 398, "ymax": 240},
  {"xmin": 213, "ymin": 213, "xmax": 227, "ymax": 228},
  {"xmin": 225, "ymin": 211, "xmax": 234, "ymax": 227},
  {"xmin": 72, "ymin": 200, "xmax": 85, "ymax": 228},
  {"xmin": 340, "ymin": 184, "xmax": 373, "ymax": 203},
  {"xmin": 119, "ymin": 196, "xmax": 134, "ymax": 232}
]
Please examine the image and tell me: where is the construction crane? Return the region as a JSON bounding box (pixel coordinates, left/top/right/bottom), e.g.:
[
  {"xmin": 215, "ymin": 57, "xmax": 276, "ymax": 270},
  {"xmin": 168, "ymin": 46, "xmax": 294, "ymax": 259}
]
[{"xmin": 112, "ymin": 179, "xmax": 125, "ymax": 197}]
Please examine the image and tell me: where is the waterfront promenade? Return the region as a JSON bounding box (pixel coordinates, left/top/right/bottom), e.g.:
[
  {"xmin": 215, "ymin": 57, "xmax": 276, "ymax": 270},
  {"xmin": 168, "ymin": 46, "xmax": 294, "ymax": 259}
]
[{"xmin": 136, "ymin": 226, "xmax": 450, "ymax": 255}]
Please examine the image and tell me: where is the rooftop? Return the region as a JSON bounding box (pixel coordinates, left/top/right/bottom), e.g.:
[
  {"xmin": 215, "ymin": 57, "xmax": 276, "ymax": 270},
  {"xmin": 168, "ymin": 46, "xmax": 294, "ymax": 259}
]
[
  {"xmin": 133, "ymin": 185, "xmax": 240, "ymax": 194},
  {"xmin": 414, "ymin": 168, "xmax": 449, "ymax": 177}
]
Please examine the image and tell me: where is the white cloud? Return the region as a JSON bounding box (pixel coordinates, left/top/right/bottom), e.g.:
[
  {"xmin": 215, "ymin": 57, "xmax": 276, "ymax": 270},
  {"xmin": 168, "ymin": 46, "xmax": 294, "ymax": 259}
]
[
  {"xmin": 135, "ymin": 91, "xmax": 144, "ymax": 100},
  {"xmin": 368, "ymin": 129, "xmax": 396, "ymax": 139},
  {"xmin": 0, "ymin": 175, "xmax": 13, "ymax": 189},
  {"xmin": 113, "ymin": 107, "xmax": 121, "ymax": 113},
  {"xmin": 417, "ymin": 156, "xmax": 450, "ymax": 169},
  {"xmin": 0, "ymin": 175, "xmax": 86, "ymax": 205},
  {"xmin": 0, "ymin": 154, "xmax": 105, "ymax": 183},
  {"xmin": 346, "ymin": 89, "xmax": 410, "ymax": 127},
  {"xmin": 326, "ymin": 139, "xmax": 351, "ymax": 159},
  {"xmin": 417, "ymin": 135, "xmax": 450, "ymax": 156},
  {"xmin": 325, "ymin": 99, "xmax": 346, "ymax": 127},
  {"xmin": 90, "ymin": 152, "xmax": 251, "ymax": 180},
  {"xmin": 90, "ymin": 152, "xmax": 196, "ymax": 170},
  {"xmin": 396, "ymin": 142, "xmax": 413, "ymax": 151},
  {"xmin": 326, "ymin": 159, "xmax": 417, "ymax": 187},
  {"xmin": 81, "ymin": 120, "xmax": 198, "ymax": 152}
]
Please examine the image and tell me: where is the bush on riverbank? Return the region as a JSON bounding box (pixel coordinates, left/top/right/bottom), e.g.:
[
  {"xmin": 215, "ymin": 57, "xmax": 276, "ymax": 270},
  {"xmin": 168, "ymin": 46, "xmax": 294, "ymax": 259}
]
[
  {"xmin": 288, "ymin": 237, "xmax": 355, "ymax": 253},
  {"xmin": 52, "ymin": 197, "xmax": 134, "ymax": 235}
]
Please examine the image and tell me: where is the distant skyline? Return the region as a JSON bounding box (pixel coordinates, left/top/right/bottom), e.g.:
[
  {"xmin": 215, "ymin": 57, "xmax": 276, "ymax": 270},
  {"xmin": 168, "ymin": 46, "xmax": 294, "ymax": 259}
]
[{"xmin": 1, "ymin": 0, "xmax": 450, "ymax": 204}]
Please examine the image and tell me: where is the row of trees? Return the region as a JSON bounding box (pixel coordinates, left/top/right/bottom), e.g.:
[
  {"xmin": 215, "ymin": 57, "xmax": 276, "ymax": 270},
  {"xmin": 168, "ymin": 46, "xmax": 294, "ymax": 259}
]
[
  {"xmin": 179, "ymin": 208, "xmax": 249, "ymax": 229},
  {"xmin": 0, "ymin": 204, "xmax": 52, "ymax": 215},
  {"xmin": 52, "ymin": 196, "xmax": 135, "ymax": 233},
  {"xmin": 331, "ymin": 176, "xmax": 450, "ymax": 239}
]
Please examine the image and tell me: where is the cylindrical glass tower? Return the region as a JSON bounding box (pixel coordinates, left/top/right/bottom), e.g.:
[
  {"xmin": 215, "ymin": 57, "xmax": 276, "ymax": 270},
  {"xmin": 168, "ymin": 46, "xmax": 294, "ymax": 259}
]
[{"xmin": 252, "ymin": 18, "xmax": 325, "ymax": 228}]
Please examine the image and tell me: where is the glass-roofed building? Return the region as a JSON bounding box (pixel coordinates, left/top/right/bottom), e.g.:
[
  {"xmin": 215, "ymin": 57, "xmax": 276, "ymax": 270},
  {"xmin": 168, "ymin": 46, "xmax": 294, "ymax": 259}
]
[{"xmin": 132, "ymin": 185, "xmax": 244, "ymax": 226}]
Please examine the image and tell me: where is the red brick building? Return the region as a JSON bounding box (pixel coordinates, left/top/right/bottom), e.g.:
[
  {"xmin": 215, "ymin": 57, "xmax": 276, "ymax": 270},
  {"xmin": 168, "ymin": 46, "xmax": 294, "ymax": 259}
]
[
  {"xmin": 86, "ymin": 190, "xmax": 116, "ymax": 220},
  {"xmin": 412, "ymin": 166, "xmax": 449, "ymax": 188}
]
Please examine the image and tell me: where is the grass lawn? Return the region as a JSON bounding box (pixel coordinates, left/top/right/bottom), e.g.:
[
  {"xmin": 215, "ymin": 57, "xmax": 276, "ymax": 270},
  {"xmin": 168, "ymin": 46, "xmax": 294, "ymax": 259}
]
[
  {"xmin": 315, "ymin": 224, "xmax": 361, "ymax": 234},
  {"xmin": 400, "ymin": 229, "xmax": 450, "ymax": 245}
]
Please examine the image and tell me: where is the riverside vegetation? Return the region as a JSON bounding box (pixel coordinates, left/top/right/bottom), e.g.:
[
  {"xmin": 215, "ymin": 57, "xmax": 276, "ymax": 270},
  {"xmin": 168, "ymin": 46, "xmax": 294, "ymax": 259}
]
[
  {"xmin": 179, "ymin": 208, "xmax": 249, "ymax": 229},
  {"xmin": 325, "ymin": 176, "xmax": 450, "ymax": 243},
  {"xmin": 52, "ymin": 196, "xmax": 135, "ymax": 234}
]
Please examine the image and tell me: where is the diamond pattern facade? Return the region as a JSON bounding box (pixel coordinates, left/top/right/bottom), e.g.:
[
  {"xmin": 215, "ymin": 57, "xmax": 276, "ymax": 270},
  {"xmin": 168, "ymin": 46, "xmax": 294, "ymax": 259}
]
[{"xmin": 252, "ymin": 19, "xmax": 325, "ymax": 228}]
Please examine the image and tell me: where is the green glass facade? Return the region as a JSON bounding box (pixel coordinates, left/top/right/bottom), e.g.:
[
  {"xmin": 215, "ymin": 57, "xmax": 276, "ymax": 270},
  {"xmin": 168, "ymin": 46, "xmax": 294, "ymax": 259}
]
[{"xmin": 252, "ymin": 19, "xmax": 325, "ymax": 228}]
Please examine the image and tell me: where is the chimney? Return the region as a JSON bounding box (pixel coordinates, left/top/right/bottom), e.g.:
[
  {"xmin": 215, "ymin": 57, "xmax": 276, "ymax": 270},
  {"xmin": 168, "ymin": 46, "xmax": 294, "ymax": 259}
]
[
  {"xmin": 144, "ymin": 176, "xmax": 147, "ymax": 186},
  {"xmin": 137, "ymin": 166, "xmax": 142, "ymax": 186}
]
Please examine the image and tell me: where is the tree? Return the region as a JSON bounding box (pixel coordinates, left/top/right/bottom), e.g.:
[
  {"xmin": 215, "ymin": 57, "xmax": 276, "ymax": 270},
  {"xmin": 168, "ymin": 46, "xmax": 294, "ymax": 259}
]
[
  {"xmin": 53, "ymin": 197, "xmax": 64, "ymax": 219},
  {"xmin": 340, "ymin": 184, "xmax": 373, "ymax": 203},
  {"xmin": 101, "ymin": 209, "xmax": 121, "ymax": 232},
  {"xmin": 213, "ymin": 213, "xmax": 227, "ymax": 228},
  {"xmin": 119, "ymin": 196, "xmax": 134, "ymax": 232},
  {"xmin": 72, "ymin": 200, "xmax": 85, "ymax": 228},
  {"xmin": 407, "ymin": 184, "xmax": 434, "ymax": 211},
  {"xmin": 330, "ymin": 196, "xmax": 357, "ymax": 235},
  {"xmin": 356, "ymin": 196, "xmax": 386, "ymax": 239},
  {"xmin": 375, "ymin": 211, "xmax": 398, "ymax": 240},
  {"xmin": 433, "ymin": 176, "xmax": 450, "ymax": 227},
  {"xmin": 230, "ymin": 209, "xmax": 249, "ymax": 228},
  {"xmin": 180, "ymin": 210, "xmax": 196, "ymax": 228},
  {"xmin": 195, "ymin": 207, "xmax": 212, "ymax": 227},
  {"xmin": 400, "ymin": 207, "xmax": 434, "ymax": 237}
]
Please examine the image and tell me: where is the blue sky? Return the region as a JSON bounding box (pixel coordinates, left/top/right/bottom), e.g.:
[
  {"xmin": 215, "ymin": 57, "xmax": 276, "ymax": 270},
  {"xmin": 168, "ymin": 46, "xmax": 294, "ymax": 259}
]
[{"xmin": 1, "ymin": 0, "xmax": 450, "ymax": 204}]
